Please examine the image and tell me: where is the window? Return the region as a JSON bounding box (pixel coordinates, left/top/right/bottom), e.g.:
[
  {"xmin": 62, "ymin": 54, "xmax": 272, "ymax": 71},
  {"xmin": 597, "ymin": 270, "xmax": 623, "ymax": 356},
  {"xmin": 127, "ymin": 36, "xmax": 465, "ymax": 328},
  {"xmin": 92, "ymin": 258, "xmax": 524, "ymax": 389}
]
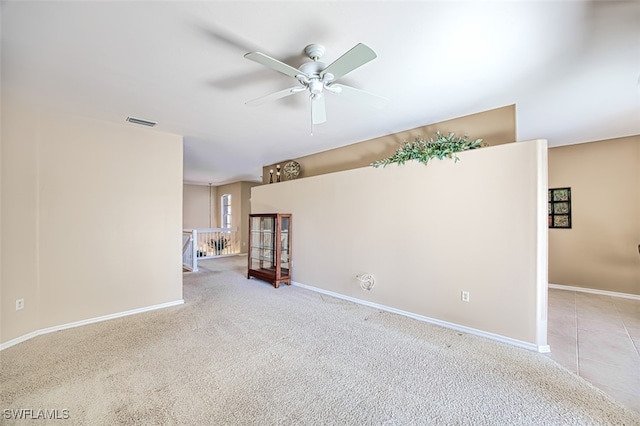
[{"xmin": 221, "ymin": 194, "xmax": 232, "ymax": 228}]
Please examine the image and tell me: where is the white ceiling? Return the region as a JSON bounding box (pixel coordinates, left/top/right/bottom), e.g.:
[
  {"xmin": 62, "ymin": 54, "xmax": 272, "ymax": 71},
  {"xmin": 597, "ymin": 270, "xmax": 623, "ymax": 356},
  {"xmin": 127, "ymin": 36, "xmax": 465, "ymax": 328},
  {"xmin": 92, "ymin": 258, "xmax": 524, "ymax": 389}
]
[{"xmin": 2, "ymin": 1, "xmax": 639, "ymax": 185}]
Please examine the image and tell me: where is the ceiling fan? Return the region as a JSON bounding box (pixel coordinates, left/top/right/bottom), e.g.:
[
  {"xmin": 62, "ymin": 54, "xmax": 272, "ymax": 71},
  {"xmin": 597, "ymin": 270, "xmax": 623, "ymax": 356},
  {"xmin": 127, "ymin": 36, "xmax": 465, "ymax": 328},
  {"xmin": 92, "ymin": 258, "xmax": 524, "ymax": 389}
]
[{"xmin": 244, "ymin": 43, "xmax": 387, "ymax": 132}]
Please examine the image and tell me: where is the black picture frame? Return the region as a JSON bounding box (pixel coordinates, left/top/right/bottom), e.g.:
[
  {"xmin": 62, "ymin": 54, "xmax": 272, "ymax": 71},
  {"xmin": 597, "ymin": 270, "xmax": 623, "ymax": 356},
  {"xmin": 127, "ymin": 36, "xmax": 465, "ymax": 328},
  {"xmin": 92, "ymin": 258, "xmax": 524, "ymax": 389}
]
[{"xmin": 548, "ymin": 187, "xmax": 572, "ymax": 229}]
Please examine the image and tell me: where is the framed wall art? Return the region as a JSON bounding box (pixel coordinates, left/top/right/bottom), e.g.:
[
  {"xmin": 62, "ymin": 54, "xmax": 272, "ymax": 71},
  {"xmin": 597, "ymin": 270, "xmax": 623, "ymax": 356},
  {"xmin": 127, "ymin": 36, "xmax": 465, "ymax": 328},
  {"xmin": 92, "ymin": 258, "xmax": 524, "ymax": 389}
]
[{"xmin": 548, "ymin": 187, "xmax": 571, "ymax": 229}]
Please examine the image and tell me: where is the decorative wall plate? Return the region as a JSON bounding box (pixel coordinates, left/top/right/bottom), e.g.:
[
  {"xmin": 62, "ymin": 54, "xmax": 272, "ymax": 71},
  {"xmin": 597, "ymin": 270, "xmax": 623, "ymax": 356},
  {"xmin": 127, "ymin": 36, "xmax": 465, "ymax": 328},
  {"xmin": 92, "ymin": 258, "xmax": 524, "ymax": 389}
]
[{"xmin": 283, "ymin": 160, "xmax": 301, "ymax": 179}]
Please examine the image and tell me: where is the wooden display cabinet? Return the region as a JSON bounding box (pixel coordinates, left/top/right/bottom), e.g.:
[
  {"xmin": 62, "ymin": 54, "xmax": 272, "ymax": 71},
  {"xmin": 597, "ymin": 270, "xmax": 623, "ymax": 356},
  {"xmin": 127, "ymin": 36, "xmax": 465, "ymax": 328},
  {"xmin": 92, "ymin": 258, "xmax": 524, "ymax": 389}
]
[{"xmin": 247, "ymin": 213, "xmax": 292, "ymax": 288}]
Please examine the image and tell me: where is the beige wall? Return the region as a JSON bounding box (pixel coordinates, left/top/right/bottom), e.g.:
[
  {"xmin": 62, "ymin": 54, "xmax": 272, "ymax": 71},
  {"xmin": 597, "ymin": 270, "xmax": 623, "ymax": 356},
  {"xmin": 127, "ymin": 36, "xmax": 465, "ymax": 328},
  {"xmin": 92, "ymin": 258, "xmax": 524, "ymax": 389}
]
[
  {"xmin": 1, "ymin": 102, "xmax": 40, "ymax": 341},
  {"xmin": 0, "ymin": 91, "xmax": 2, "ymax": 342},
  {"xmin": 240, "ymin": 181, "xmax": 260, "ymax": 253},
  {"xmin": 183, "ymin": 184, "xmax": 215, "ymax": 229},
  {"xmin": 263, "ymin": 105, "xmax": 516, "ymax": 183},
  {"xmin": 182, "ymin": 181, "xmax": 259, "ymax": 254},
  {"xmin": 217, "ymin": 181, "xmax": 242, "ymax": 229},
  {"xmin": 252, "ymin": 139, "xmax": 548, "ymax": 348},
  {"xmin": 1, "ymin": 100, "xmax": 184, "ymax": 344},
  {"xmin": 548, "ymin": 135, "xmax": 640, "ymax": 295},
  {"xmin": 216, "ymin": 182, "xmax": 242, "ymax": 254}
]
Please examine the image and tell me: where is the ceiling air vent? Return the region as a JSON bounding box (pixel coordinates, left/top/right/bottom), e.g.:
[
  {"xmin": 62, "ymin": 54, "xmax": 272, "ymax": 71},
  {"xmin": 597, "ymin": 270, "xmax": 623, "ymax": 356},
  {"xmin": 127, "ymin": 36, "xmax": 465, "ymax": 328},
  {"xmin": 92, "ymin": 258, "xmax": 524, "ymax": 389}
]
[{"xmin": 126, "ymin": 116, "xmax": 157, "ymax": 127}]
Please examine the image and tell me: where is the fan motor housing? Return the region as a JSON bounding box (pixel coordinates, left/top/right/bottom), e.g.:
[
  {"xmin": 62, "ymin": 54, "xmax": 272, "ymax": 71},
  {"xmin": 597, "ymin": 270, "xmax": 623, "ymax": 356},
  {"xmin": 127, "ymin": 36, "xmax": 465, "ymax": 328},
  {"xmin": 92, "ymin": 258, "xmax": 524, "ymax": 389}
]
[{"xmin": 299, "ymin": 61, "xmax": 325, "ymax": 77}]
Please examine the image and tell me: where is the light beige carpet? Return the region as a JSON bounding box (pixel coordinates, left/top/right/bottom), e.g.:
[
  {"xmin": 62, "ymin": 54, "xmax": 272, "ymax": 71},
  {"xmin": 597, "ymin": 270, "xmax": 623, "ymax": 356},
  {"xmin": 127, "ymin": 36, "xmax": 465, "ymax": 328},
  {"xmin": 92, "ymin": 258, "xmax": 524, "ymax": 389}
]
[{"xmin": 2, "ymin": 255, "xmax": 639, "ymax": 425}]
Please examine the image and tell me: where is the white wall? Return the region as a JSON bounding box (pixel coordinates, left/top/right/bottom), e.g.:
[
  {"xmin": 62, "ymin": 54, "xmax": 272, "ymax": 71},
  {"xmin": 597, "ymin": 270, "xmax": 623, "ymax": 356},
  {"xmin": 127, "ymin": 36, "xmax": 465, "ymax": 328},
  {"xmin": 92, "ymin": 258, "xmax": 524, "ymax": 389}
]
[
  {"xmin": 252, "ymin": 140, "xmax": 549, "ymax": 349},
  {"xmin": 1, "ymin": 100, "xmax": 184, "ymax": 345}
]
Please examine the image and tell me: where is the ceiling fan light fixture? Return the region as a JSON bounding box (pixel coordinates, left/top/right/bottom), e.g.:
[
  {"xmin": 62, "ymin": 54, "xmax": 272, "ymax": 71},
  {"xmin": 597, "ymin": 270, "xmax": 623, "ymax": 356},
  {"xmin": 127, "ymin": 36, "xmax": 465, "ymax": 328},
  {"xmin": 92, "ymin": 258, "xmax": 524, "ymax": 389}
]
[
  {"xmin": 325, "ymin": 84, "xmax": 342, "ymax": 94},
  {"xmin": 309, "ymin": 79, "xmax": 324, "ymax": 95},
  {"xmin": 295, "ymin": 74, "xmax": 309, "ymax": 85},
  {"xmin": 244, "ymin": 42, "xmax": 383, "ymax": 129}
]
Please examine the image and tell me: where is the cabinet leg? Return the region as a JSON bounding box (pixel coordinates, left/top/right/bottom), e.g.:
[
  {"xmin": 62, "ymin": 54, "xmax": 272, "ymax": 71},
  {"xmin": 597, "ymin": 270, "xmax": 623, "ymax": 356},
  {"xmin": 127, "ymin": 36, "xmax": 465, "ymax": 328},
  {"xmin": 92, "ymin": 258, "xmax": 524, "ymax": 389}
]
[{"xmin": 274, "ymin": 282, "xmax": 280, "ymax": 289}]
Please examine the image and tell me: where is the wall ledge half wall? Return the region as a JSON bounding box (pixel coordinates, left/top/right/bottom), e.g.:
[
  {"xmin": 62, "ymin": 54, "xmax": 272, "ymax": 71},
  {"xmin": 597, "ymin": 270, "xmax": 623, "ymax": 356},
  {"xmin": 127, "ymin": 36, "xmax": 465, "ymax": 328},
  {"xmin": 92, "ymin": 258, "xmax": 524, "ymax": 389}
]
[
  {"xmin": 292, "ymin": 281, "xmax": 551, "ymax": 353},
  {"xmin": 0, "ymin": 299, "xmax": 184, "ymax": 351}
]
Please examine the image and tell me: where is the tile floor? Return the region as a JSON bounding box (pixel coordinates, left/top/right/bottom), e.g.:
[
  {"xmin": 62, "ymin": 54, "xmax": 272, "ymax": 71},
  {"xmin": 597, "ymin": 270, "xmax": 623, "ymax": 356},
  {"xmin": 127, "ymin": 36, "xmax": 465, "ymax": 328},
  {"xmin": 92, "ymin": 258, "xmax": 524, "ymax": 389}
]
[{"xmin": 546, "ymin": 288, "xmax": 640, "ymax": 414}]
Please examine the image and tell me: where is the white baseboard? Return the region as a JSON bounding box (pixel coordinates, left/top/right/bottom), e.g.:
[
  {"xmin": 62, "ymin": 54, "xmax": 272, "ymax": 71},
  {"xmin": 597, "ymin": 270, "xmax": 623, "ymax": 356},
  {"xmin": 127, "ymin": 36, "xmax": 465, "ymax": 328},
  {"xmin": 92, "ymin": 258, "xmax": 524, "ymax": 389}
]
[
  {"xmin": 548, "ymin": 284, "xmax": 640, "ymax": 301},
  {"xmin": 0, "ymin": 299, "xmax": 184, "ymax": 351},
  {"xmin": 292, "ymin": 281, "xmax": 550, "ymax": 353}
]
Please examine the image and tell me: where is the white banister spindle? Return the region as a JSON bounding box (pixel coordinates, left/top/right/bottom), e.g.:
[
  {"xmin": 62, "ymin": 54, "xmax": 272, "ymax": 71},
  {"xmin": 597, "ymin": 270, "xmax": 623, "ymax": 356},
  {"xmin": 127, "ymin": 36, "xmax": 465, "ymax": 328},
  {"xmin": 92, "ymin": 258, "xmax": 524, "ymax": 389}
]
[
  {"xmin": 191, "ymin": 229, "xmax": 198, "ymax": 272},
  {"xmin": 182, "ymin": 229, "xmax": 198, "ymax": 272},
  {"xmin": 182, "ymin": 227, "xmax": 240, "ymax": 269}
]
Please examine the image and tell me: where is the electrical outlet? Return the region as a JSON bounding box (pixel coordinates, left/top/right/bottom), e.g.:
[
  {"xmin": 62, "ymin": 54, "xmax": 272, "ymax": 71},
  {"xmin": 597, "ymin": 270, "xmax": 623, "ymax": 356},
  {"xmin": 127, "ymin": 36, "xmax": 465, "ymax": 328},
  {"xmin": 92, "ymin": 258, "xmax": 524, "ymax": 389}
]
[
  {"xmin": 16, "ymin": 298, "xmax": 25, "ymax": 311},
  {"xmin": 461, "ymin": 291, "xmax": 470, "ymax": 303}
]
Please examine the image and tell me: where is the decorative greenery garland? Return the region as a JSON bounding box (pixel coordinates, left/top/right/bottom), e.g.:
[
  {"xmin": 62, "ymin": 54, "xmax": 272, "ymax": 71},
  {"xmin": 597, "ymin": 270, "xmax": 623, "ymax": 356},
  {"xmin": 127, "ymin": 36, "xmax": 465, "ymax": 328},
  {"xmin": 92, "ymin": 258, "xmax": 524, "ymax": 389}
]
[{"xmin": 371, "ymin": 131, "xmax": 484, "ymax": 168}]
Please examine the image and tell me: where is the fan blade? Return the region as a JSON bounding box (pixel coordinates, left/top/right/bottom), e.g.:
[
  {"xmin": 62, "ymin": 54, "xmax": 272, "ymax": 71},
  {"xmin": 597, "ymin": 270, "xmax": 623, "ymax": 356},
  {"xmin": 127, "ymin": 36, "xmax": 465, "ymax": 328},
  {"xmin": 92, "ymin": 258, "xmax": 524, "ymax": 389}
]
[
  {"xmin": 244, "ymin": 52, "xmax": 306, "ymax": 78},
  {"xmin": 246, "ymin": 87, "xmax": 305, "ymax": 106},
  {"xmin": 330, "ymin": 84, "xmax": 388, "ymax": 109},
  {"xmin": 320, "ymin": 43, "xmax": 377, "ymax": 80},
  {"xmin": 311, "ymin": 94, "xmax": 327, "ymax": 125}
]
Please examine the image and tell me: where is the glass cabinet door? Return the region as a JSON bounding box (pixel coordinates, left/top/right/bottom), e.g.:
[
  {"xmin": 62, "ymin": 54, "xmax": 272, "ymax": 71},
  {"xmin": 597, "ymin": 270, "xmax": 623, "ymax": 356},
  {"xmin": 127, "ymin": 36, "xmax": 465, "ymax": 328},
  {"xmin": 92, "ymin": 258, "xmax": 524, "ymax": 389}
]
[
  {"xmin": 280, "ymin": 216, "xmax": 290, "ymax": 276},
  {"xmin": 250, "ymin": 216, "xmax": 275, "ymax": 271},
  {"xmin": 248, "ymin": 213, "xmax": 292, "ymax": 288}
]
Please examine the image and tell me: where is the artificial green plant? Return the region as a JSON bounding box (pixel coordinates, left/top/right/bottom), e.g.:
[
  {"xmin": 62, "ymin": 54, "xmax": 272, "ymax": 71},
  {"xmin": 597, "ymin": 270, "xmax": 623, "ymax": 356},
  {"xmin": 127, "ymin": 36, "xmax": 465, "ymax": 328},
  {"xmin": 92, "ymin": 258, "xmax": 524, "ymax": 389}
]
[{"xmin": 371, "ymin": 131, "xmax": 484, "ymax": 168}]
